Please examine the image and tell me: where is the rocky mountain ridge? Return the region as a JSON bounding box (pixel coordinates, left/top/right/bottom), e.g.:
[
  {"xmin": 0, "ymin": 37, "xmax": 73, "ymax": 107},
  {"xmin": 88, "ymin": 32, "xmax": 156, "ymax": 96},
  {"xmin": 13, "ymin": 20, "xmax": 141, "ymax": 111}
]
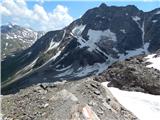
[
  {"xmin": 95, "ymin": 50, "xmax": 160, "ymax": 95},
  {"xmin": 1, "ymin": 78, "xmax": 138, "ymax": 120},
  {"xmin": 2, "ymin": 50, "xmax": 160, "ymax": 120},
  {"xmin": 1, "ymin": 3, "xmax": 160, "ymax": 94},
  {"xmin": 1, "ymin": 23, "xmax": 44, "ymax": 59},
  {"xmin": 1, "ymin": 3, "xmax": 160, "ymax": 120}
]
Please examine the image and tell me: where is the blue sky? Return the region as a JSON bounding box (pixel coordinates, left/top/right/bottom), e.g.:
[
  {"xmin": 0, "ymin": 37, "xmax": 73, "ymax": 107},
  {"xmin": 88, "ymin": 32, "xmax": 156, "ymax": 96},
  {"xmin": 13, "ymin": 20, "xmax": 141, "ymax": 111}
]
[
  {"xmin": 27, "ymin": 1, "xmax": 160, "ymax": 18},
  {"xmin": 1, "ymin": 0, "xmax": 160, "ymax": 31}
]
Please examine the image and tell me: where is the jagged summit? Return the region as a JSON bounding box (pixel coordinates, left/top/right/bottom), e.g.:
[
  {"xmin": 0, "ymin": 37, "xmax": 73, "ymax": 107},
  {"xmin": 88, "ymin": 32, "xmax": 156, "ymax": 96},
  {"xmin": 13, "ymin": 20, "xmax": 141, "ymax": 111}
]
[
  {"xmin": 126, "ymin": 5, "xmax": 139, "ymax": 11},
  {"xmin": 99, "ymin": 3, "xmax": 107, "ymax": 8},
  {"xmin": 7, "ymin": 22, "xmax": 16, "ymax": 27}
]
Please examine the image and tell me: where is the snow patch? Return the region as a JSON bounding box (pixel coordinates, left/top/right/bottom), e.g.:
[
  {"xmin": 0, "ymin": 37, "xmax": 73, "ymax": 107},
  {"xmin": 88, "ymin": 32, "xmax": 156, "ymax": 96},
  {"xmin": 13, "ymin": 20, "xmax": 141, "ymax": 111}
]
[
  {"xmin": 75, "ymin": 62, "xmax": 108, "ymax": 77},
  {"xmin": 11, "ymin": 54, "xmax": 15, "ymax": 57},
  {"xmin": 55, "ymin": 64, "xmax": 61, "ymax": 68},
  {"xmin": 74, "ymin": 54, "xmax": 117, "ymax": 77},
  {"xmin": 56, "ymin": 65, "xmax": 72, "ymax": 72},
  {"xmin": 13, "ymin": 34, "xmax": 17, "ymax": 38},
  {"xmin": 25, "ymin": 28, "xmax": 33, "ymax": 32},
  {"xmin": 132, "ymin": 19, "xmax": 145, "ymax": 51},
  {"xmin": 118, "ymin": 43, "xmax": 149, "ymax": 60},
  {"xmin": 102, "ymin": 82, "xmax": 160, "ymax": 120},
  {"xmin": 88, "ymin": 29, "xmax": 117, "ymax": 42},
  {"xmin": 155, "ymin": 11, "xmax": 160, "ymax": 15},
  {"xmin": 145, "ymin": 54, "xmax": 160, "ymax": 71},
  {"xmin": 6, "ymin": 34, "xmax": 13, "ymax": 39},
  {"xmin": 23, "ymin": 58, "xmax": 38, "ymax": 71},
  {"xmin": 46, "ymin": 30, "xmax": 66, "ymax": 53},
  {"xmin": 72, "ymin": 25, "xmax": 86, "ymax": 36},
  {"xmin": 152, "ymin": 20, "xmax": 158, "ymax": 23},
  {"xmin": 56, "ymin": 52, "xmax": 69, "ymax": 63},
  {"xmin": 141, "ymin": 21, "xmax": 145, "ymax": 46},
  {"xmin": 113, "ymin": 47, "xmax": 118, "ymax": 52},
  {"xmin": 120, "ymin": 29, "xmax": 126, "ymax": 34},
  {"xmin": 78, "ymin": 29, "xmax": 117, "ymax": 52},
  {"xmin": 56, "ymin": 56, "xmax": 117, "ymax": 78},
  {"xmin": 5, "ymin": 42, "xmax": 8, "ymax": 47},
  {"xmin": 27, "ymin": 51, "xmax": 32, "ymax": 56},
  {"xmin": 8, "ymin": 25, "xmax": 13, "ymax": 28},
  {"xmin": 47, "ymin": 41, "xmax": 60, "ymax": 52},
  {"xmin": 55, "ymin": 68, "xmax": 74, "ymax": 77},
  {"xmin": 143, "ymin": 42, "xmax": 150, "ymax": 53},
  {"xmin": 132, "ymin": 16, "xmax": 141, "ymax": 22},
  {"xmin": 132, "ymin": 16, "xmax": 144, "ymax": 46}
]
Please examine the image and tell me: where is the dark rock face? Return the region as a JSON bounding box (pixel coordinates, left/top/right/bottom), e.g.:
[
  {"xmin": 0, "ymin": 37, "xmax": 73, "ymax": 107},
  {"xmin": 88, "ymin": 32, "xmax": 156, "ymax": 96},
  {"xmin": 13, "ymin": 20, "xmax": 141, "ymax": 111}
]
[
  {"xmin": 145, "ymin": 8, "xmax": 160, "ymax": 52},
  {"xmin": 81, "ymin": 4, "xmax": 160, "ymax": 53},
  {"xmin": 51, "ymin": 3, "xmax": 160, "ymax": 71},
  {"xmin": 1, "ymin": 78, "xmax": 138, "ymax": 120},
  {"xmin": 80, "ymin": 4, "xmax": 143, "ymax": 52},
  {"xmin": 2, "ymin": 3, "xmax": 160, "ymax": 93},
  {"xmin": 95, "ymin": 55, "xmax": 160, "ymax": 95}
]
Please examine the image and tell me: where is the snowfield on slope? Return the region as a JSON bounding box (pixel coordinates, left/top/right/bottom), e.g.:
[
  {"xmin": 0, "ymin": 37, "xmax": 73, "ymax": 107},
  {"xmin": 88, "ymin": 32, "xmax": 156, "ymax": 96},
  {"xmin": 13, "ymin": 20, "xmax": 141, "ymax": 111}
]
[
  {"xmin": 78, "ymin": 29, "xmax": 117, "ymax": 52},
  {"xmin": 145, "ymin": 54, "xmax": 160, "ymax": 71},
  {"xmin": 102, "ymin": 82, "xmax": 160, "ymax": 120},
  {"xmin": 102, "ymin": 53, "xmax": 160, "ymax": 120},
  {"xmin": 118, "ymin": 42, "xmax": 149, "ymax": 60},
  {"xmin": 55, "ymin": 62, "xmax": 112, "ymax": 78}
]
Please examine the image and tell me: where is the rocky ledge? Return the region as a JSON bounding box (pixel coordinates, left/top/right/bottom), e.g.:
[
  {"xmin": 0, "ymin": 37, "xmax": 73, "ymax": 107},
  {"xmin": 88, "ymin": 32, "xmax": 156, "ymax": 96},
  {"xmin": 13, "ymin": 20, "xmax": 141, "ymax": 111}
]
[
  {"xmin": 1, "ymin": 78, "xmax": 137, "ymax": 120},
  {"xmin": 95, "ymin": 54, "xmax": 160, "ymax": 95}
]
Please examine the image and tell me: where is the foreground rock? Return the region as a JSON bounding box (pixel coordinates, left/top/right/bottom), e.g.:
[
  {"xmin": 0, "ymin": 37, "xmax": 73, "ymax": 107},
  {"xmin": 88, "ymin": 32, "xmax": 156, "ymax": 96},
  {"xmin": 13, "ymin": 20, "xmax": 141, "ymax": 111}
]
[
  {"xmin": 95, "ymin": 54, "xmax": 160, "ymax": 95},
  {"xmin": 2, "ymin": 78, "xmax": 137, "ymax": 120}
]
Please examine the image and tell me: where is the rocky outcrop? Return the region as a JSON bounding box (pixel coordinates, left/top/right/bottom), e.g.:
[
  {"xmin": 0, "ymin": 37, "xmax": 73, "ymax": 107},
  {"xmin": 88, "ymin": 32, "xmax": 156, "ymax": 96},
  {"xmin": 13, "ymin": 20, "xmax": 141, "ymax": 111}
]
[
  {"xmin": 95, "ymin": 55, "xmax": 160, "ymax": 95},
  {"xmin": 1, "ymin": 78, "xmax": 138, "ymax": 120}
]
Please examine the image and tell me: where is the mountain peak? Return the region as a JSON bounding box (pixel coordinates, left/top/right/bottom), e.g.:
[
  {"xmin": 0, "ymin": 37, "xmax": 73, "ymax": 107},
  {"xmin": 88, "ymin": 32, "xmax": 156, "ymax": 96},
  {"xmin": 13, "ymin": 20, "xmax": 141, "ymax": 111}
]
[
  {"xmin": 126, "ymin": 5, "xmax": 139, "ymax": 11},
  {"xmin": 7, "ymin": 22, "xmax": 16, "ymax": 28},
  {"xmin": 99, "ymin": 3, "xmax": 107, "ymax": 8}
]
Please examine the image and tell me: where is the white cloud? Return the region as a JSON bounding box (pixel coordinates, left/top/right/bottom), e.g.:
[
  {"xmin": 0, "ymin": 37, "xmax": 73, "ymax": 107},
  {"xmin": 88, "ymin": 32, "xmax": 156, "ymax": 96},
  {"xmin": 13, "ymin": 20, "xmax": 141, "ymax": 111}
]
[
  {"xmin": 0, "ymin": 4, "xmax": 11, "ymax": 16},
  {"xmin": 0, "ymin": 0, "xmax": 74, "ymax": 31},
  {"xmin": 33, "ymin": 4, "xmax": 49, "ymax": 22}
]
